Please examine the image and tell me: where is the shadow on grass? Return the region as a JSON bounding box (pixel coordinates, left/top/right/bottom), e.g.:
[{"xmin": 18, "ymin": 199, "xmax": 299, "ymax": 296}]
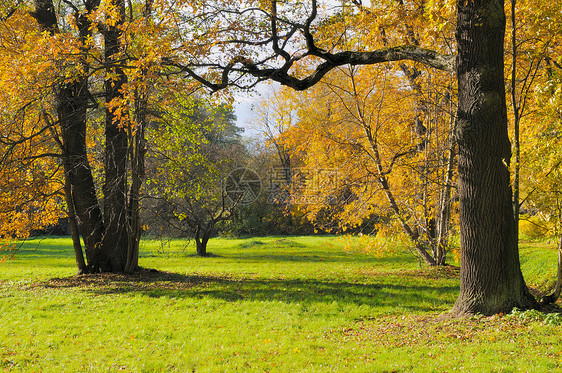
[
  {"xmin": 9, "ymin": 236, "xmax": 398, "ymax": 264},
  {"xmin": 40, "ymin": 269, "xmax": 458, "ymax": 313},
  {"xmin": 224, "ymin": 250, "xmax": 410, "ymax": 264},
  {"xmin": 6, "ymin": 237, "xmax": 76, "ymax": 259}
]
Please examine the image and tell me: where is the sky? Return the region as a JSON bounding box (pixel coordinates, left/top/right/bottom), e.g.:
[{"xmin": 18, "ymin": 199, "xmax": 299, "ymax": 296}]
[
  {"xmin": 233, "ymin": 93, "xmax": 259, "ymax": 137},
  {"xmin": 233, "ymin": 82, "xmax": 280, "ymax": 139}
]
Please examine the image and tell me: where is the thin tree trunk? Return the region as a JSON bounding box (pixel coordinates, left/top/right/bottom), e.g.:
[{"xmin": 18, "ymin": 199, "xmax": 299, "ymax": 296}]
[
  {"xmin": 435, "ymin": 121, "xmax": 456, "ymax": 266},
  {"xmin": 451, "ymin": 0, "xmax": 537, "ymax": 316},
  {"xmin": 62, "ymin": 168, "xmax": 86, "ymax": 274},
  {"xmin": 510, "ymin": 0, "xmax": 521, "ymax": 239},
  {"xmin": 125, "ymin": 130, "xmax": 142, "ymax": 273},
  {"xmin": 125, "ymin": 92, "xmax": 147, "ymax": 273},
  {"xmin": 540, "ymin": 234, "xmax": 562, "ymax": 304},
  {"xmin": 348, "ymin": 67, "xmax": 436, "ymax": 265}
]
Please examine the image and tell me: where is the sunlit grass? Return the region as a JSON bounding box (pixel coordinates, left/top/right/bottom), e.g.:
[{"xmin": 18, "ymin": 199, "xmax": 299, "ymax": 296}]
[{"xmin": 0, "ymin": 235, "xmax": 560, "ymax": 372}]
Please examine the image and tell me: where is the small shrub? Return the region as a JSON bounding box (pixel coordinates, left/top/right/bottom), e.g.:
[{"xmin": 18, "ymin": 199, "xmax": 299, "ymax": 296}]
[{"xmin": 509, "ymin": 307, "xmax": 562, "ymax": 325}]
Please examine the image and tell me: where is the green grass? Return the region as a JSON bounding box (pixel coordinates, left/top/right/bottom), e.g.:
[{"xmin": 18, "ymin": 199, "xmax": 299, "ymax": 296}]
[{"xmin": 0, "ymin": 235, "xmax": 561, "ymax": 372}]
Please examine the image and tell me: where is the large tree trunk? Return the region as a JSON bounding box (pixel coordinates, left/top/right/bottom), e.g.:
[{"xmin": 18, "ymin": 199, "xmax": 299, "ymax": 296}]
[
  {"xmin": 57, "ymin": 82, "xmax": 124, "ymax": 274},
  {"xmin": 33, "ymin": 0, "xmax": 109, "ymax": 273},
  {"xmin": 451, "ymin": 0, "xmax": 537, "ymax": 316},
  {"xmin": 58, "ymin": 82, "xmax": 107, "ymax": 272},
  {"xmin": 103, "ymin": 0, "xmax": 129, "ymax": 272}
]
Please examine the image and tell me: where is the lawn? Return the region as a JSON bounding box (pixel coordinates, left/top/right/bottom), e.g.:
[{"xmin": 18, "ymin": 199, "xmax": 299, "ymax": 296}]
[{"xmin": 0, "ymin": 235, "xmax": 561, "ymax": 372}]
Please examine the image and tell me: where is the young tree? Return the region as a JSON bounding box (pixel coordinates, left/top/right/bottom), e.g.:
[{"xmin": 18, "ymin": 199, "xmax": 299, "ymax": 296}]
[
  {"xmin": 145, "ymin": 99, "xmax": 245, "ymax": 256},
  {"xmin": 511, "ymin": 0, "xmax": 562, "ymax": 303}
]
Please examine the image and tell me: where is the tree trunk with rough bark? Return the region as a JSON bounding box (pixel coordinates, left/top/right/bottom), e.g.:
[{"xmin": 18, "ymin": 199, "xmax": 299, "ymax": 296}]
[
  {"xmin": 103, "ymin": 0, "xmax": 130, "ymax": 272},
  {"xmin": 33, "ymin": 0, "xmax": 109, "ymax": 273},
  {"xmin": 451, "ymin": 0, "xmax": 537, "ymax": 316},
  {"xmin": 58, "ymin": 82, "xmax": 109, "ymax": 272}
]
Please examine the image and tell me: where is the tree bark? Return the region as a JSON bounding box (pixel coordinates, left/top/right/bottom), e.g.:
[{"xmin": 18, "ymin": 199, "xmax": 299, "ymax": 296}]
[
  {"xmin": 58, "ymin": 83, "xmax": 108, "ymax": 272},
  {"xmin": 103, "ymin": 0, "xmax": 129, "ymax": 272},
  {"xmin": 451, "ymin": 0, "xmax": 537, "ymax": 315}
]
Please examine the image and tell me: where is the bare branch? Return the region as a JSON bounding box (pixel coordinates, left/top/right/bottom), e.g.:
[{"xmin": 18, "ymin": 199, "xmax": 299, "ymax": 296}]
[{"xmin": 169, "ymin": 46, "xmax": 454, "ymax": 93}]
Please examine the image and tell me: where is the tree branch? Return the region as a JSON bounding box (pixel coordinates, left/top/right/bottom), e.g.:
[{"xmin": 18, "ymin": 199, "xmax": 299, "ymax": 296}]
[{"xmin": 169, "ymin": 46, "xmax": 455, "ymax": 93}]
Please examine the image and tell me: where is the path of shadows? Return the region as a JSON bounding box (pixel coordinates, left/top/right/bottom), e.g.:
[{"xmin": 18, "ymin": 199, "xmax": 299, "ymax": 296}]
[{"xmin": 42, "ymin": 269, "xmax": 458, "ymax": 313}]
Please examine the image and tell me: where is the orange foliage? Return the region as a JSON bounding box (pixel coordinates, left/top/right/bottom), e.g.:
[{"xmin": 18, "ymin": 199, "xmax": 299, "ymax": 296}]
[
  {"xmin": 0, "ymin": 10, "xmax": 65, "ymax": 244},
  {"xmin": 268, "ymin": 64, "xmax": 456, "ymax": 237}
]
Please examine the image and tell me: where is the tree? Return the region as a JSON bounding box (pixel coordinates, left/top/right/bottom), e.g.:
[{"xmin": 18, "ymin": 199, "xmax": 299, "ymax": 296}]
[
  {"xmin": 0, "ymin": 0, "xmax": 199, "ymax": 273},
  {"xmin": 508, "ymin": 0, "xmax": 562, "ymax": 303},
  {"xmin": 449, "ymin": 0, "xmax": 537, "ymax": 315},
  {"xmin": 19, "ymin": 0, "xmax": 134, "ymax": 273},
  {"xmin": 265, "ymin": 64, "xmax": 457, "ymax": 265},
  {"xmin": 145, "ymin": 99, "xmax": 245, "ymax": 256},
  {"xmin": 167, "ymin": 0, "xmax": 538, "ymax": 315}
]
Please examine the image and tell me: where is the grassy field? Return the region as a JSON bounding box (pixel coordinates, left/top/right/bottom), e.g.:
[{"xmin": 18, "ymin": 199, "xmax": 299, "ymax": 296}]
[{"xmin": 0, "ymin": 235, "xmax": 561, "ymax": 372}]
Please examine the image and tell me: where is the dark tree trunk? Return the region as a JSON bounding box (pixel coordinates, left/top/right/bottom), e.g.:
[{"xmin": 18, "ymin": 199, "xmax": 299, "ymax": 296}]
[
  {"xmin": 58, "ymin": 83, "xmax": 108, "ymax": 272},
  {"xmin": 62, "ymin": 170, "xmax": 86, "ymax": 274},
  {"xmin": 195, "ymin": 226, "xmax": 212, "ymax": 257},
  {"xmin": 124, "ymin": 91, "xmax": 147, "ymax": 273},
  {"xmin": 451, "ymin": 0, "xmax": 537, "ymax": 315},
  {"xmin": 103, "ymin": 0, "xmax": 129, "ymax": 272},
  {"xmin": 33, "ymin": 0, "xmax": 108, "ymax": 273},
  {"xmin": 434, "ymin": 123, "xmax": 456, "ymax": 266}
]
